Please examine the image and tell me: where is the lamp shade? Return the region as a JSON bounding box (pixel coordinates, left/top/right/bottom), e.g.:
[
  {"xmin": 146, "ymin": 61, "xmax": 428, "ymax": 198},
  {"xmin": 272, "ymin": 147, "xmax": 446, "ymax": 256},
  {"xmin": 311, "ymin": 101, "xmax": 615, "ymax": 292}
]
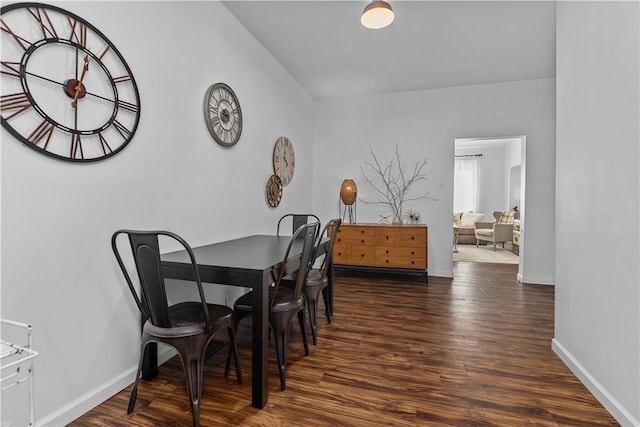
[
  {"xmin": 340, "ymin": 179, "xmax": 358, "ymax": 205},
  {"xmin": 361, "ymin": 1, "xmax": 394, "ymax": 30}
]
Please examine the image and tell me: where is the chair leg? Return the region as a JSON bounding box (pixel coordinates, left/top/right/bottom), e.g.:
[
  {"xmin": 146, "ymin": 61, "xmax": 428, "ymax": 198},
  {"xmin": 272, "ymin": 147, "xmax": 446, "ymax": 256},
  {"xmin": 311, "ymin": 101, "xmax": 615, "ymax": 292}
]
[
  {"xmin": 297, "ymin": 309, "xmax": 309, "ymax": 355},
  {"xmin": 493, "ymin": 242, "xmax": 496, "ymax": 251},
  {"xmin": 178, "ymin": 349, "xmax": 205, "ymax": 427},
  {"xmin": 128, "ymin": 340, "xmax": 150, "ymax": 414},
  {"xmin": 128, "ymin": 354, "xmax": 144, "ymax": 414},
  {"xmin": 273, "ymin": 325, "xmax": 290, "ymax": 391},
  {"xmin": 225, "ymin": 327, "xmax": 242, "ymax": 384},
  {"xmin": 322, "ymin": 287, "xmax": 332, "ymax": 324},
  {"xmin": 306, "ymin": 291, "xmax": 319, "ymax": 345}
]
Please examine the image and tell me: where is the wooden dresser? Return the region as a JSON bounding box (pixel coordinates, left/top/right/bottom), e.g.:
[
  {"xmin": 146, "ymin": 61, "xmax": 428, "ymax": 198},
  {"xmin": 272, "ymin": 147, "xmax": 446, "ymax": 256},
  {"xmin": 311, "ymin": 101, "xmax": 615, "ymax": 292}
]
[{"xmin": 328, "ymin": 223, "xmax": 428, "ymax": 282}]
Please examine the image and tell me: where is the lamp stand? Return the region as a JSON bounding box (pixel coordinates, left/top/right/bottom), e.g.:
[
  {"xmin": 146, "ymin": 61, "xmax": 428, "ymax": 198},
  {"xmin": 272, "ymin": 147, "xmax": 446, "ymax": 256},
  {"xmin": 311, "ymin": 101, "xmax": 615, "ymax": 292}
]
[{"xmin": 339, "ymin": 198, "xmax": 357, "ymax": 224}]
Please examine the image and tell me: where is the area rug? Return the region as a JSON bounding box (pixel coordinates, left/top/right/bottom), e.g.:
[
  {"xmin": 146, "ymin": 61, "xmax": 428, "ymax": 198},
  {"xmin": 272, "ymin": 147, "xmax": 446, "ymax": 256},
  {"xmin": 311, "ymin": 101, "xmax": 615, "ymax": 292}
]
[{"xmin": 453, "ymin": 244, "xmax": 519, "ymax": 264}]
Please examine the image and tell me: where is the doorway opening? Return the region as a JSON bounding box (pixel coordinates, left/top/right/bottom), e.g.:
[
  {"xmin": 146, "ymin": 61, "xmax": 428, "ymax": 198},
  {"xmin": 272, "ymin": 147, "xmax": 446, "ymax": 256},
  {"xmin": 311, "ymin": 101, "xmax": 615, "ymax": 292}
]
[{"xmin": 452, "ymin": 136, "xmax": 526, "ymax": 278}]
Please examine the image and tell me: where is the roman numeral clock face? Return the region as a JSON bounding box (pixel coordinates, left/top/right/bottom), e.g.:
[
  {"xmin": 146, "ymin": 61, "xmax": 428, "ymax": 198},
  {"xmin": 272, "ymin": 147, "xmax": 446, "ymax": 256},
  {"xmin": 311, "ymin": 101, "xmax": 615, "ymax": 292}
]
[
  {"xmin": 272, "ymin": 136, "xmax": 295, "ymax": 186},
  {"xmin": 0, "ymin": 3, "xmax": 141, "ymax": 162},
  {"xmin": 204, "ymin": 82, "xmax": 242, "ymax": 147}
]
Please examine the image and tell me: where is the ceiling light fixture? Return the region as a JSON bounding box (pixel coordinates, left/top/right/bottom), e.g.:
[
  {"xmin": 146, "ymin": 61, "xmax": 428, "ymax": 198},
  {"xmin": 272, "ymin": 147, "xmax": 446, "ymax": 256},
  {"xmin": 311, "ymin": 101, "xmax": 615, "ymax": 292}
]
[{"xmin": 361, "ymin": 0, "xmax": 394, "ymax": 30}]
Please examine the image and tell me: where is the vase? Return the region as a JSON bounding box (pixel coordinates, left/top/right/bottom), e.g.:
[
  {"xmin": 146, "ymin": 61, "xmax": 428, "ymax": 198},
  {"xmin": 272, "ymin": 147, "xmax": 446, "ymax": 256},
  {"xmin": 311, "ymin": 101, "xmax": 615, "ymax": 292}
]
[{"xmin": 392, "ymin": 204, "xmax": 403, "ymax": 224}]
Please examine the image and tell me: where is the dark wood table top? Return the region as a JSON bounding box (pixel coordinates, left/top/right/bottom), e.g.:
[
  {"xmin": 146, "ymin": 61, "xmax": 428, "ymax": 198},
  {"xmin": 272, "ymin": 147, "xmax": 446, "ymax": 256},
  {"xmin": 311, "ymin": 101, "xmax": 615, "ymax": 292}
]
[
  {"xmin": 163, "ymin": 234, "xmax": 295, "ymax": 272},
  {"xmin": 163, "ymin": 234, "xmax": 327, "ymax": 283}
]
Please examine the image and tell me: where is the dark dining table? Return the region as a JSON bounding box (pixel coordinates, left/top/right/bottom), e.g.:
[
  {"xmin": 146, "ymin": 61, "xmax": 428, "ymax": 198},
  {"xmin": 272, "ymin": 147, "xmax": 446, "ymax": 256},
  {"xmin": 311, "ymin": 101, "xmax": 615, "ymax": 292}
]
[{"xmin": 142, "ymin": 234, "xmax": 331, "ymax": 409}]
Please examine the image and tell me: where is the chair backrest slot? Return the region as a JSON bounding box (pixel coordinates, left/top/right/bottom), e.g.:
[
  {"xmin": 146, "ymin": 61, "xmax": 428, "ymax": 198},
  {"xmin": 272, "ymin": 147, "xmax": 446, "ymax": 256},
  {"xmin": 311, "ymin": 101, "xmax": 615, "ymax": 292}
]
[{"xmin": 135, "ymin": 242, "xmax": 171, "ymax": 327}]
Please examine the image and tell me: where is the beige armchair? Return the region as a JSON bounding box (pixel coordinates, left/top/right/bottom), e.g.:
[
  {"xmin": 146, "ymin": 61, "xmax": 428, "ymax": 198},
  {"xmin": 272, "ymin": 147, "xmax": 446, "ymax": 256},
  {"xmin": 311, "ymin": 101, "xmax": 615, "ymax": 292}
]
[{"xmin": 474, "ymin": 211, "xmax": 520, "ymax": 251}]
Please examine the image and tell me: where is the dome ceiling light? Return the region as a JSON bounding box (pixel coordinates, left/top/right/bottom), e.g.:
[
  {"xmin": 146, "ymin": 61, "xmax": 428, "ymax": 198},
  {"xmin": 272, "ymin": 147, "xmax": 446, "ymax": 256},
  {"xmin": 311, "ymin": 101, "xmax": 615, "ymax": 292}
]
[{"xmin": 361, "ymin": 1, "xmax": 395, "ymax": 30}]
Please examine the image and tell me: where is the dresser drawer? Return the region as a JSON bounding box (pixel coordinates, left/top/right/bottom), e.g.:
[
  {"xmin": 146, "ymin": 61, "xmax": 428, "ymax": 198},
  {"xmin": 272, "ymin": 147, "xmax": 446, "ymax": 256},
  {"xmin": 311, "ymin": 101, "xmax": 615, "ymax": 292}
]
[
  {"xmin": 375, "ymin": 246, "xmax": 426, "ymax": 259},
  {"xmin": 375, "ymin": 227, "xmax": 400, "ymax": 246},
  {"xmin": 399, "ymin": 228, "xmax": 427, "ymax": 247},
  {"xmin": 376, "ymin": 247, "xmax": 426, "ymax": 269},
  {"xmin": 376, "ymin": 256, "xmax": 427, "ymax": 269},
  {"xmin": 350, "ymin": 246, "xmax": 375, "ymax": 266},
  {"xmin": 335, "ymin": 226, "xmax": 375, "ymax": 246},
  {"xmin": 333, "ymin": 244, "xmax": 352, "ymax": 264}
]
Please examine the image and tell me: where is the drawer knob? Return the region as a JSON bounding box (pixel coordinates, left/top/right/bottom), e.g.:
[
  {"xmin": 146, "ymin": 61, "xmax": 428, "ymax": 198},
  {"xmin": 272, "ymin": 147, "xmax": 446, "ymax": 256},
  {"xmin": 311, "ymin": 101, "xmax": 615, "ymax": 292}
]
[
  {"xmin": 385, "ymin": 235, "xmax": 389, "ymax": 239},
  {"xmin": 411, "ymin": 251, "xmax": 415, "ymax": 255},
  {"xmin": 361, "ymin": 253, "xmax": 365, "ymax": 257},
  {"xmin": 361, "ymin": 230, "xmax": 364, "ymax": 234},
  {"xmin": 361, "ymin": 239, "xmax": 364, "ymax": 243},
  {"xmin": 411, "ymin": 236, "xmax": 415, "ymax": 240},
  {"xmin": 386, "ymin": 260, "xmax": 389, "ymax": 263},
  {"xmin": 411, "ymin": 261, "xmax": 415, "ymax": 264},
  {"xmin": 386, "ymin": 250, "xmax": 389, "ymax": 254}
]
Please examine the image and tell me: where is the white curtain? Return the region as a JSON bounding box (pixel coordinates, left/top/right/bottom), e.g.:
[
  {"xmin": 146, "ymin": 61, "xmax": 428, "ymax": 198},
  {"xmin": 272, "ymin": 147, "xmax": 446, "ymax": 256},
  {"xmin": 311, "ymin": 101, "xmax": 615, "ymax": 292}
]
[{"xmin": 454, "ymin": 157, "xmax": 479, "ymax": 212}]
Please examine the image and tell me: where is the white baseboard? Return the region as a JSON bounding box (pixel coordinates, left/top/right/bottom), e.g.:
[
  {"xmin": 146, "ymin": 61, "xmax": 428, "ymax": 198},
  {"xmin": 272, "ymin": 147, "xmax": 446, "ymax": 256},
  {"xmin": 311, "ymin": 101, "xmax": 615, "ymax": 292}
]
[
  {"xmin": 37, "ymin": 347, "xmax": 177, "ymax": 426},
  {"xmin": 430, "ymin": 269, "xmax": 453, "ymax": 279},
  {"xmin": 552, "ymin": 338, "xmax": 639, "ymax": 426},
  {"xmin": 519, "ymin": 274, "xmax": 555, "ymax": 285}
]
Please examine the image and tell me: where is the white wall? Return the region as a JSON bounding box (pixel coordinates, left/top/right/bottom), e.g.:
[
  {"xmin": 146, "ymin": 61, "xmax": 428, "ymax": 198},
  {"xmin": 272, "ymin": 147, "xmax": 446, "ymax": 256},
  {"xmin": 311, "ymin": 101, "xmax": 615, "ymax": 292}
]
[
  {"xmin": 554, "ymin": 2, "xmax": 639, "ymax": 425},
  {"xmin": 0, "ymin": 2, "xmax": 315, "ymax": 425},
  {"xmin": 312, "ymin": 79, "xmax": 555, "ymax": 281}
]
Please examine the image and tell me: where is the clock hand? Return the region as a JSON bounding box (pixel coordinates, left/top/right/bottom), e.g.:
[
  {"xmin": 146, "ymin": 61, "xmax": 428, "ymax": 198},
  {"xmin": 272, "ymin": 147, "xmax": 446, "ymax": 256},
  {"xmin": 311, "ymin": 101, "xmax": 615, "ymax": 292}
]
[
  {"xmin": 24, "ymin": 70, "xmax": 113, "ymax": 103},
  {"xmin": 23, "ymin": 70, "xmax": 66, "ymax": 87},
  {"xmin": 71, "ymin": 54, "xmax": 90, "ymax": 108},
  {"xmin": 24, "ymin": 66, "xmax": 119, "ymax": 107}
]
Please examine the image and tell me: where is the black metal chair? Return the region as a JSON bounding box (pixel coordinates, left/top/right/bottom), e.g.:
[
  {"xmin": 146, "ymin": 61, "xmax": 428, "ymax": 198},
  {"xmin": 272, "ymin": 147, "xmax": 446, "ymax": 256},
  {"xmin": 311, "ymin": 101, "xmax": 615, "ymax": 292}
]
[
  {"xmin": 304, "ymin": 218, "xmax": 341, "ymax": 344},
  {"xmin": 283, "ymin": 218, "xmax": 341, "ymax": 344},
  {"xmin": 233, "ymin": 221, "xmax": 319, "ymax": 390},
  {"xmin": 276, "ymin": 213, "xmax": 320, "ymax": 236},
  {"xmin": 111, "ymin": 230, "xmax": 241, "ymax": 427}
]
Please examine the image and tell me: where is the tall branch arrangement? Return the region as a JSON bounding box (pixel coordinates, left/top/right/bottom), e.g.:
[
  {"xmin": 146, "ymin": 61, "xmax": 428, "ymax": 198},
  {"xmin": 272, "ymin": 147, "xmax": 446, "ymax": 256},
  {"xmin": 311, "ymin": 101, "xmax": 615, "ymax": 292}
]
[{"xmin": 360, "ymin": 146, "xmax": 434, "ymax": 224}]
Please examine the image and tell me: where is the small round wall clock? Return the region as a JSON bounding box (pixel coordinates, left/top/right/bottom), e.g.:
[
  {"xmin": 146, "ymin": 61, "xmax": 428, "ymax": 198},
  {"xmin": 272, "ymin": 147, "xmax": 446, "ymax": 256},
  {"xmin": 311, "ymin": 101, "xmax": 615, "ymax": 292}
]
[
  {"xmin": 265, "ymin": 174, "xmax": 283, "ymax": 208},
  {"xmin": 204, "ymin": 82, "xmax": 242, "ymax": 147},
  {"xmin": 0, "ymin": 2, "xmax": 141, "ymax": 162},
  {"xmin": 272, "ymin": 136, "xmax": 295, "ymax": 186}
]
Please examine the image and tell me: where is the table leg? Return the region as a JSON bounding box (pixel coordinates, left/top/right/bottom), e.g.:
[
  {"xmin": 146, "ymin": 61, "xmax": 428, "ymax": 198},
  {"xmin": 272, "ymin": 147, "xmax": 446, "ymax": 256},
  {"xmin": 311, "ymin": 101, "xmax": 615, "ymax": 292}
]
[
  {"xmin": 250, "ymin": 271, "xmax": 270, "ymax": 409},
  {"xmin": 141, "ymin": 343, "xmax": 157, "ymax": 380}
]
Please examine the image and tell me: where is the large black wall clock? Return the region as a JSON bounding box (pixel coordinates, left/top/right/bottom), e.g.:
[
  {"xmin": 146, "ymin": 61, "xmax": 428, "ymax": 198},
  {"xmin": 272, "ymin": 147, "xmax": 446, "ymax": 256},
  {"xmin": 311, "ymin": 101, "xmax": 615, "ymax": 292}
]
[
  {"xmin": 204, "ymin": 82, "xmax": 242, "ymax": 147},
  {"xmin": 0, "ymin": 2, "xmax": 141, "ymax": 162}
]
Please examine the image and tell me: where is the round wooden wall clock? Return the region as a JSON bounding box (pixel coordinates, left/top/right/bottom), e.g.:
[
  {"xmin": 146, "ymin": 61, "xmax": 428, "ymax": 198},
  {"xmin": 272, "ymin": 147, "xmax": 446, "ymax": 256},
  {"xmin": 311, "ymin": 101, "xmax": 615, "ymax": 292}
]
[
  {"xmin": 265, "ymin": 174, "xmax": 283, "ymax": 208},
  {"xmin": 272, "ymin": 136, "xmax": 295, "ymax": 186},
  {"xmin": 0, "ymin": 3, "xmax": 141, "ymax": 162},
  {"xmin": 204, "ymin": 82, "xmax": 242, "ymax": 147}
]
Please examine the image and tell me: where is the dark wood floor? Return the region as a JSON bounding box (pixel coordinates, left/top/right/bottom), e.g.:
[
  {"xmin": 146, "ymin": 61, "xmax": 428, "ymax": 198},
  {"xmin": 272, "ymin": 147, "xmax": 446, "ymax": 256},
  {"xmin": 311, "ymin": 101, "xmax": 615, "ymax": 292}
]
[{"xmin": 71, "ymin": 262, "xmax": 619, "ymax": 426}]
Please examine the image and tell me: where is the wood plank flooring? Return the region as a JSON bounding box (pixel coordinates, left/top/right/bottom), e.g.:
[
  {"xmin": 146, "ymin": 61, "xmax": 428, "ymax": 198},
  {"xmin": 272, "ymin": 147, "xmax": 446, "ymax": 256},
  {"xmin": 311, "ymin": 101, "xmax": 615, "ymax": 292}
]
[{"xmin": 70, "ymin": 262, "xmax": 619, "ymax": 426}]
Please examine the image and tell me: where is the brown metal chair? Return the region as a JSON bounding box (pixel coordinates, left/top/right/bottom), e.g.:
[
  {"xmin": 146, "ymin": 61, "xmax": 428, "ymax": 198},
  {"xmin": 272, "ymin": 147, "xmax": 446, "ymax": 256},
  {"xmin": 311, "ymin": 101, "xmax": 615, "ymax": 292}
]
[
  {"xmin": 111, "ymin": 230, "xmax": 241, "ymax": 427},
  {"xmin": 233, "ymin": 221, "xmax": 319, "ymax": 390},
  {"xmin": 276, "ymin": 213, "xmax": 320, "ymax": 236}
]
